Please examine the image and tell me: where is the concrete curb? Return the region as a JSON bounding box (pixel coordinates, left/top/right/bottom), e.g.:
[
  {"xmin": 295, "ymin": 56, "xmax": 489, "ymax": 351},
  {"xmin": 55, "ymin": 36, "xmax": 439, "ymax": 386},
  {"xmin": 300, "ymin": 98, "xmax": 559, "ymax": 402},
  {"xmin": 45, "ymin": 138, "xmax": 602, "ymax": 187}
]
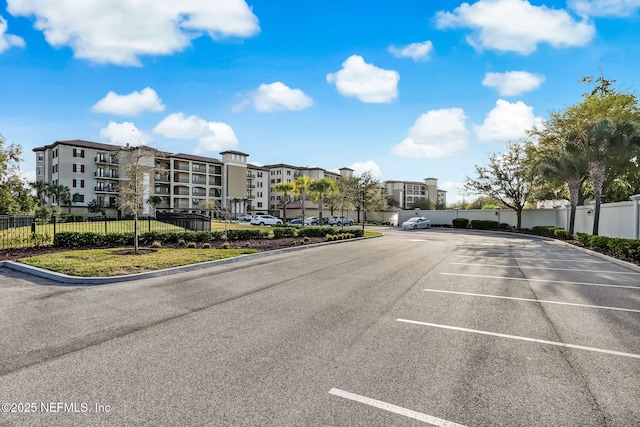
[{"xmin": 0, "ymin": 233, "xmax": 383, "ymax": 286}]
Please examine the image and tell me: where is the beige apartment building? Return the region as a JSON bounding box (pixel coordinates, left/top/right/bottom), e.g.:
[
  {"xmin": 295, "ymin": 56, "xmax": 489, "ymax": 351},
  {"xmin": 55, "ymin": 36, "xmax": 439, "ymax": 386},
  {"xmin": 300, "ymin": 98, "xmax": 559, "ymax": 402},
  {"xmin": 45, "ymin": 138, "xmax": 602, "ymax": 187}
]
[{"xmin": 33, "ymin": 139, "xmax": 445, "ymax": 218}]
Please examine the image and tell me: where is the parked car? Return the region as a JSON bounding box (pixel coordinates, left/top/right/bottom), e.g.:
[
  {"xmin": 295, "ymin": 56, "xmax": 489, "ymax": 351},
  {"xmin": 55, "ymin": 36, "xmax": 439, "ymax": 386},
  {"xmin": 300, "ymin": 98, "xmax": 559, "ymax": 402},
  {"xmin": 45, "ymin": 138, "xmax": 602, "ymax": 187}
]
[
  {"xmin": 250, "ymin": 215, "xmax": 283, "ymax": 226},
  {"xmin": 236, "ymin": 214, "xmax": 252, "ymax": 222},
  {"xmin": 328, "ymin": 216, "xmax": 354, "ymax": 226},
  {"xmin": 288, "ymin": 218, "xmax": 302, "ymax": 225},
  {"xmin": 402, "ymin": 216, "xmax": 431, "ymax": 230},
  {"xmin": 304, "ymin": 216, "xmax": 319, "ymax": 225}
]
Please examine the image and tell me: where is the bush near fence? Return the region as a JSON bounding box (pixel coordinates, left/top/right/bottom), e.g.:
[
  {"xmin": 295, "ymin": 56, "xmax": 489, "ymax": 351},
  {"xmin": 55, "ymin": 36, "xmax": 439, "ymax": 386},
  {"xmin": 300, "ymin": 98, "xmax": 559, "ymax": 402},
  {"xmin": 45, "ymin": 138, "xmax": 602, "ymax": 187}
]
[
  {"xmin": 575, "ymin": 232, "xmax": 640, "ymax": 263},
  {"xmin": 452, "ymin": 218, "xmax": 469, "ymax": 228}
]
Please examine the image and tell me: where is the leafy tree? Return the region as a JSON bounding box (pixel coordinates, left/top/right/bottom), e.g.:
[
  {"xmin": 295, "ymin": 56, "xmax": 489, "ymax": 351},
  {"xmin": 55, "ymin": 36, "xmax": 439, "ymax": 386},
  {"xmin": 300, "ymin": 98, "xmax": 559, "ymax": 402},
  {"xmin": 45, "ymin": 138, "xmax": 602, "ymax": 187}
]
[
  {"xmin": 273, "ymin": 182, "xmax": 296, "ymax": 221},
  {"xmin": 0, "ymin": 135, "xmax": 35, "ymax": 214},
  {"xmin": 466, "ymin": 143, "xmax": 537, "ymax": 229},
  {"xmin": 353, "ymin": 171, "xmax": 387, "ymax": 224},
  {"xmin": 308, "ymin": 178, "xmax": 337, "ymax": 226},
  {"xmin": 324, "ymin": 175, "xmax": 359, "ymax": 216},
  {"xmin": 148, "ymin": 195, "xmax": 163, "ymax": 217}
]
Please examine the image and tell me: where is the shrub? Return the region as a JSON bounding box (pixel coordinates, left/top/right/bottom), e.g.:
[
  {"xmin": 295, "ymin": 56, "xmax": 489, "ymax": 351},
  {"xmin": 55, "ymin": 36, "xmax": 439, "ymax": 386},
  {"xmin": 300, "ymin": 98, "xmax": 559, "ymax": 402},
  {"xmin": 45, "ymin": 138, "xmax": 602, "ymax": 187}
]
[
  {"xmin": 532, "ymin": 226, "xmax": 557, "ymax": 238},
  {"xmin": 273, "ymin": 227, "xmax": 297, "ymax": 239},
  {"xmin": 222, "ymin": 241, "xmax": 230, "ymax": 249},
  {"xmin": 470, "ymin": 220, "xmax": 499, "ymax": 230},
  {"xmin": 202, "ymin": 242, "xmax": 212, "ymax": 249},
  {"xmin": 151, "ymin": 240, "xmax": 162, "ymax": 248},
  {"xmin": 300, "ymin": 236, "xmax": 311, "ymax": 245},
  {"xmin": 499, "ymin": 223, "xmax": 510, "ymax": 230},
  {"xmin": 298, "ymin": 226, "xmax": 335, "ymax": 238},
  {"xmin": 575, "ymin": 232, "xmax": 590, "ymax": 246},
  {"xmin": 177, "ymin": 239, "xmax": 187, "ymax": 248},
  {"xmin": 227, "ymin": 229, "xmax": 269, "ymax": 241},
  {"xmin": 588, "ymin": 235, "xmax": 610, "ymax": 250},
  {"xmin": 452, "ymin": 218, "xmax": 469, "ymax": 228},
  {"xmin": 553, "ymin": 228, "xmax": 569, "ymax": 240},
  {"xmin": 187, "ymin": 242, "xmax": 197, "ymax": 248}
]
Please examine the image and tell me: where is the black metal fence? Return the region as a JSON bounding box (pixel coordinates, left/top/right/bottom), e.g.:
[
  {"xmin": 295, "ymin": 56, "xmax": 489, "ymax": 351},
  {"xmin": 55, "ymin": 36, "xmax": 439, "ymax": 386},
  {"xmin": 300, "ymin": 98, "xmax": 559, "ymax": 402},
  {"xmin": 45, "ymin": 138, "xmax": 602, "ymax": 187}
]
[{"xmin": 0, "ymin": 215, "xmax": 198, "ymax": 249}]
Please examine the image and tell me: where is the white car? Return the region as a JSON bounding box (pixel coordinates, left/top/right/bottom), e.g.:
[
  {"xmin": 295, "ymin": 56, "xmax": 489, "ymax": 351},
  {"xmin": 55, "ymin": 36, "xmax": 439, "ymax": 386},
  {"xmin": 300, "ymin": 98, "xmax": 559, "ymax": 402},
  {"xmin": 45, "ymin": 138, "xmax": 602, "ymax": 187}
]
[
  {"xmin": 250, "ymin": 215, "xmax": 283, "ymax": 226},
  {"xmin": 402, "ymin": 217, "xmax": 431, "ymax": 230}
]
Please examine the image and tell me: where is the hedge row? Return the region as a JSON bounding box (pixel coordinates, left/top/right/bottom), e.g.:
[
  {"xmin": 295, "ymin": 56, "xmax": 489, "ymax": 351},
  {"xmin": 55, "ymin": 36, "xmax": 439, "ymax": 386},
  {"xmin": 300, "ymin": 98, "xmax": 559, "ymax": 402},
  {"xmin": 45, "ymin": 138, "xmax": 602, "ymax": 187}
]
[
  {"xmin": 575, "ymin": 233, "xmax": 640, "ymax": 262},
  {"xmin": 52, "ymin": 227, "xmax": 364, "ymax": 248},
  {"xmin": 452, "ymin": 218, "xmax": 509, "ymax": 229},
  {"xmin": 529, "ymin": 226, "xmax": 569, "ymax": 240}
]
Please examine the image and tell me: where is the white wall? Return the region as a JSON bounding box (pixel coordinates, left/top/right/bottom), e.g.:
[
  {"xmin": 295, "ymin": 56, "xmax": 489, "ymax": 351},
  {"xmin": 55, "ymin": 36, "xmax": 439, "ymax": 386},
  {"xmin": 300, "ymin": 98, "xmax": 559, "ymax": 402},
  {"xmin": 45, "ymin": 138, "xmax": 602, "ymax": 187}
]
[{"xmin": 398, "ymin": 195, "xmax": 640, "ymax": 240}]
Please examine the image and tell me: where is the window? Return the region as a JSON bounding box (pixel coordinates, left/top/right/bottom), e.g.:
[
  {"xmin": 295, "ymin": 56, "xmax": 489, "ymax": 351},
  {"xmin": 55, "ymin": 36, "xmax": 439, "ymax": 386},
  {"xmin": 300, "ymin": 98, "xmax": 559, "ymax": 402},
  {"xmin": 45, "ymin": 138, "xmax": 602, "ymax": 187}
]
[
  {"xmin": 277, "ymin": 178, "xmax": 281, "ymax": 183},
  {"xmin": 287, "ymin": 170, "xmax": 291, "ymax": 176},
  {"xmin": 271, "ymin": 179, "xmax": 275, "ymax": 184},
  {"xmin": 72, "ymin": 179, "xmax": 85, "ymax": 188},
  {"xmin": 37, "ymin": 152, "xmax": 44, "ymax": 161},
  {"xmin": 257, "ymin": 202, "xmax": 263, "ymax": 208},
  {"xmin": 257, "ymin": 172, "xmax": 263, "ymax": 177},
  {"xmin": 72, "ymin": 194, "xmax": 84, "ymax": 203},
  {"xmin": 257, "ymin": 192, "xmax": 262, "ymax": 198},
  {"xmin": 37, "ymin": 167, "xmax": 42, "ymax": 176},
  {"xmin": 72, "ymin": 164, "xmax": 85, "ymax": 173},
  {"xmin": 52, "ymin": 148, "xmax": 58, "ymax": 158},
  {"xmin": 73, "ymin": 148, "xmax": 85, "ymax": 158}
]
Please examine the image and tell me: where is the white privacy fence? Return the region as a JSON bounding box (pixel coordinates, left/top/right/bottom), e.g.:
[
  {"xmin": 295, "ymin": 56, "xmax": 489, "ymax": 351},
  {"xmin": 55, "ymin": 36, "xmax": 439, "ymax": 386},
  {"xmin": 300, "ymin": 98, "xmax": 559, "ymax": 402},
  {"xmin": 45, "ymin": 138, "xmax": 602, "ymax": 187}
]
[{"xmin": 396, "ymin": 194, "xmax": 640, "ymax": 240}]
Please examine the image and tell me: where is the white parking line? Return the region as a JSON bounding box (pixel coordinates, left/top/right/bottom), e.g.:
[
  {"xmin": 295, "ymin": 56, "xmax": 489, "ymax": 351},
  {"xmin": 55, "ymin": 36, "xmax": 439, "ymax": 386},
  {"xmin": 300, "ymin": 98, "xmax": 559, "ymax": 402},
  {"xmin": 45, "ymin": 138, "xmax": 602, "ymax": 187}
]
[
  {"xmin": 450, "ymin": 263, "xmax": 640, "ymax": 275},
  {"xmin": 397, "ymin": 319, "xmax": 640, "ymax": 359},
  {"xmin": 328, "ymin": 388, "xmax": 467, "ymax": 426},
  {"xmin": 455, "ymin": 255, "xmax": 607, "ymax": 264},
  {"xmin": 440, "ymin": 273, "xmax": 640, "ymax": 290},
  {"xmin": 423, "ymin": 288, "xmax": 640, "ymax": 313}
]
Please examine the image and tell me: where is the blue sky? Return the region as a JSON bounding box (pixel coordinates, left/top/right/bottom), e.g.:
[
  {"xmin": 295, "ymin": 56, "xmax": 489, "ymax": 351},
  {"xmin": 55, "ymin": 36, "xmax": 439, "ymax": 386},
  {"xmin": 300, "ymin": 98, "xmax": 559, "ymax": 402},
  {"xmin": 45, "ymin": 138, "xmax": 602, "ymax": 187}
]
[{"xmin": 1, "ymin": 0, "xmax": 639, "ymax": 203}]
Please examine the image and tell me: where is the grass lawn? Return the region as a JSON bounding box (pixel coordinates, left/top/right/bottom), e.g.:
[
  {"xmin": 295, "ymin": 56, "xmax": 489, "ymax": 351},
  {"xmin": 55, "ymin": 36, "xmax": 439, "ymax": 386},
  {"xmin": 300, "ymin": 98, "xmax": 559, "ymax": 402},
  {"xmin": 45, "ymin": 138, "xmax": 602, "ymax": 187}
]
[{"xmin": 19, "ymin": 247, "xmax": 258, "ymax": 277}]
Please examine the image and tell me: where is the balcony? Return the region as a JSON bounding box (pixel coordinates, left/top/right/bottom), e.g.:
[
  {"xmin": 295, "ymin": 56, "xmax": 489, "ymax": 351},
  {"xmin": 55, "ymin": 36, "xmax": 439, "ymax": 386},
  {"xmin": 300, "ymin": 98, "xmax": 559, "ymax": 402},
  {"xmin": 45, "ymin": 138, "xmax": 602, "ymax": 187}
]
[
  {"xmin": 246, "ymin": 172, "xmax": 256, "ymax": 178},
  {"xmin": 154, "ymin": 174, "xmax": 170, "ymax": 182},
  {"xmin": 173, "ymin": 163, "xmax": 189, "ymax": 171},
  {"xmin": 95, "ymin": 156, "xmax": 116, "ymax": 165},
  {"xmin": 192, "ymin": 179, "xmax": 206, "ymax": 185},
  {"xmin": 246, "ymin": 184, "xmax": 255, "ymax": 189},
  {"xmin": 192, "ymin": 190, "xmax": 207, "ymax": 197},
  {"xmin": 95, "ymin": 186, "xmax": 118, "ymax": 193},
  {"xmin": 192, "ymin": 165, "xmax": 206, "ymax": 173},
  {"xmin": 154, "ymin": 188, "xmax": 170, "ymax": 195}
]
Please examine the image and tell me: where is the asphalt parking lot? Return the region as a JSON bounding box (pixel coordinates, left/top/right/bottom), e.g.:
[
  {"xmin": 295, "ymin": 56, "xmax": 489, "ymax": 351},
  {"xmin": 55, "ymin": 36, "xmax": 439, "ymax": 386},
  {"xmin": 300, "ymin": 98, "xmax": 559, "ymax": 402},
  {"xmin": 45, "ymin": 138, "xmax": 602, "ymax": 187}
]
[{"xmin": 0, "ymin": 228, "xmax": 638, "ymax": 426}]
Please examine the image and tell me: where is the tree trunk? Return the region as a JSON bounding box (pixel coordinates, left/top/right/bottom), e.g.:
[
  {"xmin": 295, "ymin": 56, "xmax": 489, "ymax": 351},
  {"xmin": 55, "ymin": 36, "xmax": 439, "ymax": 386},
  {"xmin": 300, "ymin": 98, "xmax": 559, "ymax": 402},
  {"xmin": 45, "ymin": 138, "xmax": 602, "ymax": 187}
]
[
  {"xmin": 589, "ymin": 161, "xmax": 605, "ymax": 236},
  {"xmin": 317, "ymin": 197, "xmax": 323, "ymax": 226},
  {"xmin": 567, "ymin": 177, "xmax": 581, "ymax": 236},
  {"xmin": 516, "ymin": 208, "xmax": 522, "ymax": 229}
]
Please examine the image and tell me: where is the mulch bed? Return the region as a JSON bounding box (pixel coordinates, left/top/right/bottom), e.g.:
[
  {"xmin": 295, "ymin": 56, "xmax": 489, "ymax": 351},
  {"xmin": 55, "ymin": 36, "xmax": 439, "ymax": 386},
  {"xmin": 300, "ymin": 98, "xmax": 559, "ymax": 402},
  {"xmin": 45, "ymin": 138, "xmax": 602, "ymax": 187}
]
[{"xmin": 0, "ymin": 237, "xmax": 327, "ymax": 262}]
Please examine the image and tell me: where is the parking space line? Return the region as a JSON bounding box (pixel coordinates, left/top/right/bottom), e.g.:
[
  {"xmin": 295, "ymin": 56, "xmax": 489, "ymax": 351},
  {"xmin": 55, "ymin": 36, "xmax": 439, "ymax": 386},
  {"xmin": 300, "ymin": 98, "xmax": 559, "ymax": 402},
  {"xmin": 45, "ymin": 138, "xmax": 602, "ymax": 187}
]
[
  {"xmin": 397, "ymin": 319, "xmax": 640, "ymax": 359},
  {"xmin": 423, "ymin": 289, "xmax": 640, "ymax": 313},
  {"xmin": 450, "ymin": 263, "xmax": 640, "ymax": 275},
  {"xmin": 328, "ymin": 388, "xmax": 467, "ymax": 426},
  {"xmin": 440, "ymin": 273, "xmax": 640, "ymax": 290},
  {"xmin": 455, "ymin": 255, "xmax": 608, "ymax": 264}
]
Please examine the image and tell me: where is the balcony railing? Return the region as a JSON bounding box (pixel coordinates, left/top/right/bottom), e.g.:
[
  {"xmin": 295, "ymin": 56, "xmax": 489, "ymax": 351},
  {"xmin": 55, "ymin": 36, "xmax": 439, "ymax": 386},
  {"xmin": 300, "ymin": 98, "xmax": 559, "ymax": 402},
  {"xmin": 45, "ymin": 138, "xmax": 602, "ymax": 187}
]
[
  {"xmin": 94, "ymin": 156, "xmax": 116, "ymax": 164},
  {"xmin": 95, "ymin": 186, "xmax": 118, "ymax": 193},
  {"xmin": 246, "ymin": 184, "xmax": 255, "ymax": 189}
]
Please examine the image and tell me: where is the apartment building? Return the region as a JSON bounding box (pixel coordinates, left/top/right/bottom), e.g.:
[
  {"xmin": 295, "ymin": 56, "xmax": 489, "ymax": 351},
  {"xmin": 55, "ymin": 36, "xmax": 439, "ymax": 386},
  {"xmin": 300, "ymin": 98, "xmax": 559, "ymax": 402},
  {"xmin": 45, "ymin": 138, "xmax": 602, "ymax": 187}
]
[
  {"xmin": 34, "ymin": 139, "xmax": 445, "ymax": 217},
  {"xmin": 382, "ymin": 177, "xmax": 446, "ymax": 209},
  {"xmin": 33, "ymin": 140, "xmax": 264, "ymax": 217}
]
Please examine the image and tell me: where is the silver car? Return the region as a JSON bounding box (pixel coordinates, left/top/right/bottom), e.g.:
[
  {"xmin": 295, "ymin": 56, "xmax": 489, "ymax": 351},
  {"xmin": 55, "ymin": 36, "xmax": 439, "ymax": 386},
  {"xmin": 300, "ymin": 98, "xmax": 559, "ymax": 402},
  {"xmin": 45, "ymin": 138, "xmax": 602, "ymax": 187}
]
[
  {"xmin": 402, "ymin": 216, "xmax": 431, "ymax": 230},
  {"xmin": 328, "ymin": 216, "xmax": 354, "ymax": 226},
  {"xmin": 250, "ymin": 215, "xmax": 283, "ymax": 226}
]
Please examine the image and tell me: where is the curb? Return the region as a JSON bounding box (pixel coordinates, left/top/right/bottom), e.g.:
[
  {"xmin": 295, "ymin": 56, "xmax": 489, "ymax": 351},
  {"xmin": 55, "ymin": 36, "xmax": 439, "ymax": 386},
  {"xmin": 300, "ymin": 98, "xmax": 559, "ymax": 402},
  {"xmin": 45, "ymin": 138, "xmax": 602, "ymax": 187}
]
[{"xmin": 0, "ymin": 233, "xmax": 383, "ymax": 286}]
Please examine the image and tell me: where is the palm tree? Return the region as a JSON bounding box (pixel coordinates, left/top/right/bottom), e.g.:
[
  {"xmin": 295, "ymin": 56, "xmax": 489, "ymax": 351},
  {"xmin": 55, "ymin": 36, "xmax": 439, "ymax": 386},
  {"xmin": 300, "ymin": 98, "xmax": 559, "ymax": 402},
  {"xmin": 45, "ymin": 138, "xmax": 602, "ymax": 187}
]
[
  {"xmin": 30, "ymin": 180, "xmax": 50, "ymax": 207},
  {"xmin": 49, "ymin": 184, "xmax": 71, "ymax": 215},
  {"xmin": 273, "ymin": 182, "xmax": 296, "ymax": 222},
  {"xmin": 540, "ymin": 143, "xmax": 588, "ymax": 236},
  {"xmin": 293, "ymin": 175, "xmax": 310, "ymax": 224},
  {"xmin": 308, "ymin": 178, "xmax": 338, "ymax": 226},
  {"xmin": 571, "ymin": 120, "xmax": 640, "ymax": 235}
]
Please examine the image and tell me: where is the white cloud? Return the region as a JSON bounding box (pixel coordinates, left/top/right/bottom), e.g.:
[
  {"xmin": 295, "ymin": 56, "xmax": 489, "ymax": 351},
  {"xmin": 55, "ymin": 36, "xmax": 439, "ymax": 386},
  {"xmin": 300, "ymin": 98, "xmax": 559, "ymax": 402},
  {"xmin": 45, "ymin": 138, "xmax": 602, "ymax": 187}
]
[
  {"xmin": 0, "ymin": 16, "xmax": 25, "ymax": 53},
  {"xmin": 153, "ymin": 112, "xmax": 238, "ymax": 153},
  {"xmin": 100, "ymin": 121, "xmax": 151, "ymax": 145},
  {"xmin": 92, "ymin": 87, "xmax": 165, "ymax": 116},
  {"xmin": 389, "ymin": 40, "xmax": 434, "ymax": 62},
  {"xmin": 6, "ymin": 0, "xmax": 260, "ymax": 66},
  {"xmin": 435, "ymin": 0, "xmax": 595, "ymax": 55},
  {"xmin": 349, "ymin": 161, "xmax": 383, "ymax": 178},
  {"xmin": 482, "ymin": 71, "xmax": 544, "ymax": 96},
  {"xmin": 473, "ymin": 99, "xmax": 543, "ymax": 144},
  {"xmin": 326, "ymin": 55, "xmax": 399, "ymax": 103},
  {"xmin": 236, "ymin": 82, "xmax": 313, "ymax": 113},
  {"xmin": 392, "ymin": 108, "xmax": 469, "ymax": 159},
  {"xmin": 569, "ymin": 0, "xmax": 640, "ymax": 16}
]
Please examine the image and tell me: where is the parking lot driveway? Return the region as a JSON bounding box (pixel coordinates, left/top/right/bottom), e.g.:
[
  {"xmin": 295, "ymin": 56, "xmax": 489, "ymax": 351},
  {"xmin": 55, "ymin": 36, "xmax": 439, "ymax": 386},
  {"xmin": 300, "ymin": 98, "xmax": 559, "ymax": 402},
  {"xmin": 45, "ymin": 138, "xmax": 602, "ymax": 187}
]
[{"xmin": 0, "ymin": 229, "xmax": 638, "ymax": 426}]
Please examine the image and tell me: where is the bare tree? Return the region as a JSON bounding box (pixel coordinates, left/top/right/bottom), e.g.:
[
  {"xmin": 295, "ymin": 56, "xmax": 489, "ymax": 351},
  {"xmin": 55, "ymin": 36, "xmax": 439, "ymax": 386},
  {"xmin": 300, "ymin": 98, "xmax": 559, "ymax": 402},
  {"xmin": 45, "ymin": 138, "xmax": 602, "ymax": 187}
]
[{"xmin": 116, "ymin": 145, "xmax": 163, "ymax": 252}]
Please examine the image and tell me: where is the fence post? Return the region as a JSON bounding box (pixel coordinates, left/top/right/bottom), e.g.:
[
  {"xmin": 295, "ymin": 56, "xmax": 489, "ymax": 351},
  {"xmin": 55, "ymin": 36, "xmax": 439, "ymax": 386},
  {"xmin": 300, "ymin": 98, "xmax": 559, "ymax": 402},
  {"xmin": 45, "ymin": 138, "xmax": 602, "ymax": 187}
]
[
  {"xmin": 52, "ymin": 215, "xmax": 56, "ymax": 237},
  {"xmin": 630, "ymin": 194, "xmax": 640, "ymax": 240},
  {"xmin": 148, "ymin": 216, "xmax": 151, "ymax": 232},
  {"xmin": 105, "ymin": 217, "xmax": 108, "ymax": 235}
]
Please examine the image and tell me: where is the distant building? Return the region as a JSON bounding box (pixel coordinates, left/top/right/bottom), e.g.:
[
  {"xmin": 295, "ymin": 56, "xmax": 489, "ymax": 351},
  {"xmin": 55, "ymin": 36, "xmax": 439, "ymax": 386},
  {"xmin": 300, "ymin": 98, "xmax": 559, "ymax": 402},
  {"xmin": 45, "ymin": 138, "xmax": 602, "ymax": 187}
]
[{"xmin": 382, "ymin": 177, "xmax": 446, "ymax": 209}]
